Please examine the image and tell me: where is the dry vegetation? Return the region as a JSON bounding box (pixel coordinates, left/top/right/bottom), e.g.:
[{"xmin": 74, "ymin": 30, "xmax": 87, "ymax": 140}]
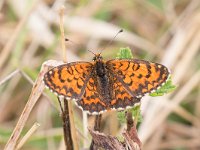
[{"xmin": 0, "ymin": 0, "xmax": 200, "ymax": 149}]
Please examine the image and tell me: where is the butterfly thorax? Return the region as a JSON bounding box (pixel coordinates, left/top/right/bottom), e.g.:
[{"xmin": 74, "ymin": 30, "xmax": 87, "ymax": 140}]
[{"xmin": 93, "ymin": 54, "xmax": 107, "ymax": 77}]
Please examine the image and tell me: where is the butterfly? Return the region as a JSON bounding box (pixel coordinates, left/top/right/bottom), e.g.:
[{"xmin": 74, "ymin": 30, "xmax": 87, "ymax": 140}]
[{"xmin": 43, "ymin": 53, "xmax": 170, "ymax": 115}]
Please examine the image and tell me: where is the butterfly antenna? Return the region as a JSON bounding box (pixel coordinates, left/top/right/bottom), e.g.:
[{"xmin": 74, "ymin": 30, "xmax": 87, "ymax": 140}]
[
  {"xmin": 88, "ymin": 49, "xmax": 96, "ymax": 55},
  {"xmin": 100, "ymin": 29, "xmax": 123, "ymax": 54},
  {"xmin": 65, "ymin": 38, "xmax": 96, "ymax": 56}
]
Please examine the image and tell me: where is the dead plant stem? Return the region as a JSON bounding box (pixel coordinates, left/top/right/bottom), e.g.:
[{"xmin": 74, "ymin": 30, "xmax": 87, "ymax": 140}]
[
  {"xmin": 59, "ymin": 6, "xmax": 78, "ymax": 150},
  {"xmin": 90, "ymin": 114, "xmax": 102, "ymax": 150},
  {"xmin": 4, "ymin": 63, "xmax": 47, "ymax": 150}
]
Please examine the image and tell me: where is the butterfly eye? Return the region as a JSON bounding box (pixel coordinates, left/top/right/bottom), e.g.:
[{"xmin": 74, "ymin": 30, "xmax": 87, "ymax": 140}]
[{"xmin": 97, "ymin": 56, "xmax": 102, "ymax": 60}]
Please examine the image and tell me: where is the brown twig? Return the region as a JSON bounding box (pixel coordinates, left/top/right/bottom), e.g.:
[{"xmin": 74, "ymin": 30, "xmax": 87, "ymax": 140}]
[
  {"xmin": 90, "ymin": 114, "xmax": 102, "ymax": 150},
  {"xmin": 0, "ymin": 69, "xmax": 20, "ymax": 86},
  {"xmin": 126, "ymin": 111, "xmax": 134, "ymax": 131},
  {"xmin": 4, "ymin": 62, "xmax": 48, "ymax": 150},
  {"xmin": 58, "ymin": 6, "xmax": 78, "ymax": 150},
  {"xmin": 94, "ymin": 114, "xmax": 102, "ymax": 131},
  {"xmin": 16, "ymin": 122, "xmax": 40, "ymax": 150},
  {"xmin": 124, "ymin": 111, "xmax": 142, "ymax": 149},
  {"xmin": 58, "ymin": 97, "xmax": 74, "ymax": 150}
]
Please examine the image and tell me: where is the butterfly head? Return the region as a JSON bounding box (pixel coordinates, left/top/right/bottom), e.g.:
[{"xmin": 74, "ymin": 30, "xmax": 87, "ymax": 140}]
[{"xmin": 93, "ymin": 53, "xmax": 103, "ymax": 62}]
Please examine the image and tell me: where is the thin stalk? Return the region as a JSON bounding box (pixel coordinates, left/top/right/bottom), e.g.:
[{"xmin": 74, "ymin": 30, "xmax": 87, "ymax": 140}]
[
  {"xmin": 90, "ymin": 114, "xmax": 102, "ymax": 150},
  {"xmin": 16, "ymin": 122, "xmax": 40, "ymax": 150},
  {"xmin": 59, "ymin": 98, "xmax": 73, "ymax": 150},
  {"xmin": 59, "ymin": 6, "xmax": 78, "ymax": 150}
]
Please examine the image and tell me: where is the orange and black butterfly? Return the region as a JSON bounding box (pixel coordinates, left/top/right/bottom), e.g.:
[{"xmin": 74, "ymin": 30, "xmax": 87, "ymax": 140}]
[{"xmin": 43, "ymin": 53, "xmax": 170, "ymax": 115}]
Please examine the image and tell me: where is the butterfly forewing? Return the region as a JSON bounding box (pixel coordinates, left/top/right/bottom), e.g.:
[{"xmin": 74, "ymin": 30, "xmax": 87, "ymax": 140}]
[
  {"xmin": 43, "ymin": 62, "xmax": 93, "ymax": 99},
  {"xmin": 106, "ymin": 59, "xmax": 170, "ymax": 98}
]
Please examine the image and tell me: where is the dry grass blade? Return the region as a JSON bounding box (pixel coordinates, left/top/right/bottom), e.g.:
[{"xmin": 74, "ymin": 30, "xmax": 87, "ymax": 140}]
[
  {"xmin": 162, "ymin": 12, "xmax": 200, "ymax": 67},
  {"xmin": 153, "ymin": 99, "xmax": 200, "ymax": 127},
  {"xmin": 141, "ymin": 70, "xmax": 200, "ymax": 143},
  {"xmin": 173, "ymin": 24, "xmax": 200, "ymax": 83},
  {"xmin": 19, "ymin": 70, "xmax": 34, "ymax": 85},
  {"xmin": 83, "ymin": 112, "xmax": 88, "ymax": 148},
  {"xmin": 16, "ymin": 122, "xmax": 40, "ymax": 150},
  {"xmin": 4, "ymin": 62, "xmax": 48, "ymax": 150},
  {"xmin": 0, "ymin": 69, "xmax": 20, "ymax": 86},
  {"xmin": 159, "ymin": 138, "xmax": 200, "ymax": 149},
  {"xmin": 0, "ymin": 0, "xmax": 39, "ymax": 70},
  {"xmin": 166, "ymin": 122, "xmax": 200, "ymax": 137},
  {"xmin": 59, "ymin": 6, "xmax": 78, "ymax": 150},
  {"xmin": 0, "ymin": 0, "xmax": 5, "ymax": 10},
  {"xmin": 173, "ymin": 106, "xmax": 200, "ymax": 127},
  {"xmin": 159, "ymin": 0, "xmax": 200, "ymax": 46},
  {"xmin": 59, "ymin": 6, "xmax": 67, "ymax": 63},
  {"xmin": 67, "ymin": 102, "xmax": 78, "ymax": 150},
  {"xmin": 64, "ymin": 17, "xmax": 160, "ymax": 54}
]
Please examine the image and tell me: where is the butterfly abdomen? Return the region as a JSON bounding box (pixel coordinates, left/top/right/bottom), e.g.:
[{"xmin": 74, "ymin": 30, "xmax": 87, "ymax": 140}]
[{"xmin": 95, "ymin": 61, "xmax": 113, "ymax": 105}]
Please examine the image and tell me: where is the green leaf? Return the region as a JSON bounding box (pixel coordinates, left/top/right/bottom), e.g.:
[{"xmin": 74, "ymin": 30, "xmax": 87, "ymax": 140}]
[
  {"xmin": 117, "ymin": 105, "xmax": 143, "ymax": 125},
  {"xmin": 116, "ymin": 47, "xmax": 133, "ymax": 59},
  {"xmin": 117, "ymin": 111, "xmax": 127, "ymax": 124},
  {"xmin": 150, "ymin": 76, "xmax": 176, "ymax": 97}
]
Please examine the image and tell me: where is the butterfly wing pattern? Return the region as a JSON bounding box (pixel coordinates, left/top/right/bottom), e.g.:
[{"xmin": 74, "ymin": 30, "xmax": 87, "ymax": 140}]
[
  {"xmin": 106, "ymin": 59, "xmax": 170, "ymax": 98},
  {"xmin": 110, "ymin": 75, "xmax": 141, "ymax": 110},
  {"xmin": 75, "ymin": 77, "xmax": 107, "ymax": 114},
  {"xmin": 44, "ymin": 56, "xmax": 170, "ymax": 115},
  {"xmin": 43, "ymin": 62, "xmax": 93, "ymax": 100}
]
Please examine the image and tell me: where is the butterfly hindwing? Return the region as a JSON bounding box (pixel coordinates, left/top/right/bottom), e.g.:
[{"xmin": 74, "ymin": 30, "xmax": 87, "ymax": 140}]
[
  {"xmin": 75, "ymin": 76, "xmax": 107, "ymax": 114},
  {"xmin": 110, "ymin": 75, "xmax": 141, "ymax": 110}
]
